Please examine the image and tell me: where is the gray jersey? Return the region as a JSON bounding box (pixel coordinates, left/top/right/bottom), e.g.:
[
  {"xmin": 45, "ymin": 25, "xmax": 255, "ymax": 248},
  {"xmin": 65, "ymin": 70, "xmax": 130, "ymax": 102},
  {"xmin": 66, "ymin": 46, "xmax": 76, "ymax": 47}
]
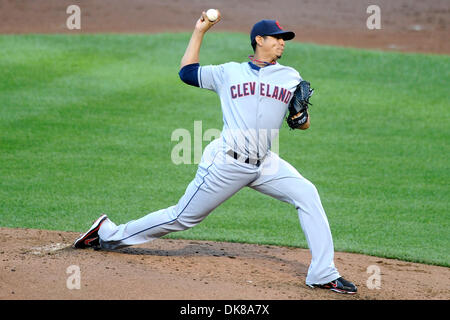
[{"xmin": 199, "ymin": 62, "xmax": 301, "ymax": 159}]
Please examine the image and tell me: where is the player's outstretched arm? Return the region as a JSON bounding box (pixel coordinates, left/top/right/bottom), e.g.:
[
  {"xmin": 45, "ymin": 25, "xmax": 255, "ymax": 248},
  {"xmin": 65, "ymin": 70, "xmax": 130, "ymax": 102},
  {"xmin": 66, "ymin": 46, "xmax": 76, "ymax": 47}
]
[{"xmin": 180, "ymin": 10, "xmax": 221, "ymax": 69}]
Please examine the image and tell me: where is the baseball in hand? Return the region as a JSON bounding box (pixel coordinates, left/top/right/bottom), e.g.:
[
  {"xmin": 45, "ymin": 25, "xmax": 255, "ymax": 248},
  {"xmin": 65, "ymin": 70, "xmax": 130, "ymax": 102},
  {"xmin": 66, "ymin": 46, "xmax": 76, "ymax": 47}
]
[{"xmin": 206, "ymin": 9, "xmax": 219, "ymax": 22}]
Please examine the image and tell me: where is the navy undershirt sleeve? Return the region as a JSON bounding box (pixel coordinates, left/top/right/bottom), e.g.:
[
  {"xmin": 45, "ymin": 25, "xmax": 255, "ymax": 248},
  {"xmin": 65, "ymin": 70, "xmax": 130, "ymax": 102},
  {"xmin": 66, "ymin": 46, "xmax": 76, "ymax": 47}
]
[{"xmin": 179, "ymin": 63, "xmax": 200, "ymax": 87}]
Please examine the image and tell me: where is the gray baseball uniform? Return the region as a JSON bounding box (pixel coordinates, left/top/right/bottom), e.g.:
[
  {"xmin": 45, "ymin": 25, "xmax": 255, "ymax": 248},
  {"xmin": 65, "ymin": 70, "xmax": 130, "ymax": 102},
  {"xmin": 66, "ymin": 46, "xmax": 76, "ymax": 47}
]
[{"xmin": 98, "ymin": 60, "xmax": 340, "ymax": 285}]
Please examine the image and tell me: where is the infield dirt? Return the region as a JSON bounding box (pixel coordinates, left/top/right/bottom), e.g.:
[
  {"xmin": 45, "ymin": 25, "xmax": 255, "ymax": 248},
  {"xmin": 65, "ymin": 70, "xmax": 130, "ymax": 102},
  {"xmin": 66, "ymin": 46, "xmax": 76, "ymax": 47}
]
[
  {"xmin": 1, "ymin": 0, "xmax": 449, "ymax": 54},
  {"xmin": 1, "ymin": 228, "xmax": 449, "ymax": 300}
]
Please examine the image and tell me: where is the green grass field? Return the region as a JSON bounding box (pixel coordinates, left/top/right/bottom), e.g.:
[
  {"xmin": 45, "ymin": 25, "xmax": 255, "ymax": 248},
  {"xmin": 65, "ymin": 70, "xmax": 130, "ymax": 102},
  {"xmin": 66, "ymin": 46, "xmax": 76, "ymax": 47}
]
[{"xmin": 0, "ymin": 33, "xmax": 448, "ymax": 266}]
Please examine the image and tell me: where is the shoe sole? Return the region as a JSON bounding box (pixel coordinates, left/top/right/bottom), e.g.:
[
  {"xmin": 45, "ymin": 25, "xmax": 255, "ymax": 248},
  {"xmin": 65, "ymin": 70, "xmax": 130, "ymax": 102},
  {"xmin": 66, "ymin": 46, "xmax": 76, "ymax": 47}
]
[
  {"xmin": 73, "ymin": 214, "xmax": 108, "ymax": 249},
  {"xmin": 330, "ymin": 288, "xmax": 357, "ymax": 294},
  {"xmin": 307, "ymin": 284, "xmax": 357, "ymax": 295}
]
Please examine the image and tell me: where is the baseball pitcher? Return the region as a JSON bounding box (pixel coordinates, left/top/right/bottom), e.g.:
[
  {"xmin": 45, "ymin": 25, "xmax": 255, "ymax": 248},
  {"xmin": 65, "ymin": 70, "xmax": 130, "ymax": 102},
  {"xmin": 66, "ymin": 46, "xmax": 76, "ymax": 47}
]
[{"xmin": 74, "ymin": 10, "xmax": 357, "ymax": 294}]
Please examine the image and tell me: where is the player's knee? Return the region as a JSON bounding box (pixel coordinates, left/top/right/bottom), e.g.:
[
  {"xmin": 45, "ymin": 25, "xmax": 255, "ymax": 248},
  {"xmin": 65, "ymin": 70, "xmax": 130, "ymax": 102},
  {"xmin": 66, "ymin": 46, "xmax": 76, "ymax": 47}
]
[
  {"xmin": 306, "ymin": 181, "xmax": 319, "ymax": 197},
  {"xmin": 292, "ymin": 179, "xmax": 320, "ymax": 204},
  {"xmin": 163, "ymin": 215, "xmax": 192, "ymax": 232},
  {"xmin": 175, "ymin": 214, "xmax": 201, "ymax": 230},
  {"xmin": 175, "ymin": 218, "xmax": 192, "ymax": 230}
]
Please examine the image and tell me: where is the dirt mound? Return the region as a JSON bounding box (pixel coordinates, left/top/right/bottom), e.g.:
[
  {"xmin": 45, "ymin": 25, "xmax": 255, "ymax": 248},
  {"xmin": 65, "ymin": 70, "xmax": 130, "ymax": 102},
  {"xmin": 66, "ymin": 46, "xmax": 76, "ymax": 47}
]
[{"xmin": 1, "ymin": 228, "xmax": 448, "ymax": 300}]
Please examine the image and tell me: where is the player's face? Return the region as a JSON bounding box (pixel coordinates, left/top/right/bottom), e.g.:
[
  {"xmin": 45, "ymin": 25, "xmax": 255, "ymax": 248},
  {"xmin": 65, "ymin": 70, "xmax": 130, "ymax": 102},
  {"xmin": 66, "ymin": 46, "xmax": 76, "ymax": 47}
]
[
  {"xmin": 270, "ymin": 35, "xmax": 286, "ymax": 59},
  {"xmin": 259, "ymin": 35, "xmax": 285, "ymax": 61}
]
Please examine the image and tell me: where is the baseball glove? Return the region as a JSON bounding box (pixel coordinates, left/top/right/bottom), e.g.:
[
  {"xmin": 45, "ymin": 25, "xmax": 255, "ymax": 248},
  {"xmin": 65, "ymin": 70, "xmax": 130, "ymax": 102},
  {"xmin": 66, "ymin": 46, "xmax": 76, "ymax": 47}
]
[{"xmin": 286, "ymin": 80, "xmax": 314, "ymax": 129}]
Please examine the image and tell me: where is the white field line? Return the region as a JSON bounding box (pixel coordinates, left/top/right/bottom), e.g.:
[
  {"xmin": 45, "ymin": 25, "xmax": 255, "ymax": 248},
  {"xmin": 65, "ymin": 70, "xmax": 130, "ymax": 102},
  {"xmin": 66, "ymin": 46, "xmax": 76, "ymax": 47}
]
[{"xmin": 29, "ymin": 243, "xmax": 71, "ymax": 255}]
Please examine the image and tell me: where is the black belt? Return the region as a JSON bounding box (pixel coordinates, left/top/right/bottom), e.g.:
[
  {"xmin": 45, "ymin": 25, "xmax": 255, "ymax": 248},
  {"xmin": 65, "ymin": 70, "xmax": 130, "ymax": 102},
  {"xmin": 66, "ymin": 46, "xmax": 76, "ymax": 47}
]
[{"xmin": 226, "ymin": 149, "xmax": 261, "ymax": 167}]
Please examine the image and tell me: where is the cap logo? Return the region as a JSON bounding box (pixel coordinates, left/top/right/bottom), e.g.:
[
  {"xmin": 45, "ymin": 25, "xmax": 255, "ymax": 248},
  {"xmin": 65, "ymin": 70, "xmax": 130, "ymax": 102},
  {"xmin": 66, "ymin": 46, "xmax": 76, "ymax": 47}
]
[{"xmin": 275, "ymin": 20, "xmax": 283, "ymax": 30}]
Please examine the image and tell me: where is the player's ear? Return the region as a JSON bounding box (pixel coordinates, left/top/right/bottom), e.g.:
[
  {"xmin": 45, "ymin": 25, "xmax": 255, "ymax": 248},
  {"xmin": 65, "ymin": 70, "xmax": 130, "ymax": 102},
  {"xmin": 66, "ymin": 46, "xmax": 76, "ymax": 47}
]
[{"xmin": 255, "ymin": 35, "xmax": 265, "ymax": 48}]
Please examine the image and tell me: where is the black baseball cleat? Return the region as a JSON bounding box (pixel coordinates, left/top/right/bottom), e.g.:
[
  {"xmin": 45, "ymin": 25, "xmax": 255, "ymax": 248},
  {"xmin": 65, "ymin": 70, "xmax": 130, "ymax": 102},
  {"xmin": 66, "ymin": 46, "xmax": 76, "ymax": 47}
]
[
  {"xmin": 307, "ymin": 277, "xmax": 357, "ymax": 294},
  {"xmin": 73, "ymin": 214, "xmax": 108, "ymax": 249}
]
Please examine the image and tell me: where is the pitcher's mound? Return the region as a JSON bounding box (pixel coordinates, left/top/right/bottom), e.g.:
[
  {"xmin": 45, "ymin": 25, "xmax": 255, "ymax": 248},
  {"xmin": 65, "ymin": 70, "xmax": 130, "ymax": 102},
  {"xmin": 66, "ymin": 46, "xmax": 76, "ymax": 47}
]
[{"xmin": 0, "ymin": 228, "xmax": 448, "ymax": 300}]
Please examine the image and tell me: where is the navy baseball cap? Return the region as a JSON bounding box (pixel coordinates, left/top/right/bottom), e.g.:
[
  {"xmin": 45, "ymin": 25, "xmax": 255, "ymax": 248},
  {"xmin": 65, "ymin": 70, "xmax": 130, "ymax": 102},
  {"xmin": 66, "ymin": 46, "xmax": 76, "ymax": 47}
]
[{"xmin": 250, "ymin": 20, "xmax": 295, "ymax": 46}]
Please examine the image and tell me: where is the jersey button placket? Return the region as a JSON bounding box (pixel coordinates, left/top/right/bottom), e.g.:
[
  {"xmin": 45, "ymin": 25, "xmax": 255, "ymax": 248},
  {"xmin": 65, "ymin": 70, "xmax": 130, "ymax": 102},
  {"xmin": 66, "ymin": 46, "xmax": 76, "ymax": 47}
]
[{"xmin": 256, "ymin": 68, "xmax": 263, "ymax": 159}]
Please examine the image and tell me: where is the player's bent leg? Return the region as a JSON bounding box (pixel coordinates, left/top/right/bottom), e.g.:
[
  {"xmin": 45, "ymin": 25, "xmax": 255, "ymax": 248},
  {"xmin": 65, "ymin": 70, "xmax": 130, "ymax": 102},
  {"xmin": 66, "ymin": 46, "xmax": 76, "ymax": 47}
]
[
  {"xmin": 98, "ymin": 140, "xmax": 255, "ymax": 250},
  {"xmin": 249, "ymin": 152, "xmax": 340, "ymax": 285},
  {"xmin": 98, "ymin": 177, "xmax": 210, "ymax": 250}
]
